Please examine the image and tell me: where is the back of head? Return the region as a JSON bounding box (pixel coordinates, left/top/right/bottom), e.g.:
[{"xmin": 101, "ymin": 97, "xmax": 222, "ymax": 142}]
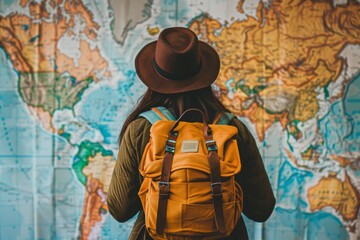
[{"xmin": 119, "ymin": 27, "xmax": 228, "ymax": 142}]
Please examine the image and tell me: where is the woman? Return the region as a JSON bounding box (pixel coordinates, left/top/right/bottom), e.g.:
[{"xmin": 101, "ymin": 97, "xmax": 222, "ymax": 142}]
[{"xmin": 107, "ymin": 27, "xmax": 275, "ymax": 239}]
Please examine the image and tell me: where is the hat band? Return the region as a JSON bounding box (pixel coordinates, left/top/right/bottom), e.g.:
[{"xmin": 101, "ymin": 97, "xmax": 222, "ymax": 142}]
[{"xmin": 153, "ymin": 58, "xmax": 202, "ymax": 81}]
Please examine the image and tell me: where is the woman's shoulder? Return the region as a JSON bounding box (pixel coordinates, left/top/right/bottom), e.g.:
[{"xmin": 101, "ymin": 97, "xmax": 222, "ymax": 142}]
[
  {"xmin": 228, "ymin": 116, "xmax": 255, "ymax": 143},
  {"xmin": 229, "ymin": 116, "xmax": 245, "ymax": 128},
  {"xmin": 128, "ymin": 117, "xmax": 153, "ymax": 130},
  {"xmin": 129, "ymin": 118, "xmax": 152, "ymax": 134},
  {"xmin": 122, "ymin": 118, "xmax": 152, "ymax": 143}
]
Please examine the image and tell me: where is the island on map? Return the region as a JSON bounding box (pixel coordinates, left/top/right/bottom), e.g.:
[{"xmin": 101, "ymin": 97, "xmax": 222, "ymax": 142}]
[
  {"xmin": 307, "ymin": 173, "xmax": 360, "ymax": 224},
  {"xmin": 109, "ymin": 0, "xmax": 153, "ymax": 44}
]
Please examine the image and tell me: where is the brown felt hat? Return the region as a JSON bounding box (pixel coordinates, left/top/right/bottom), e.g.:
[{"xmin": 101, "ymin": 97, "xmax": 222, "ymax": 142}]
[{"xmin": 135, "ymin": 27, "xmax": 220, "ymax": 94}]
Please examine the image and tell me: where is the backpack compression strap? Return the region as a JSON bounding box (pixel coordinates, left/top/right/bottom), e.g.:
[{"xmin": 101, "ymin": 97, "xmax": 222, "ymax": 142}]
[{"xmin": 139, "ymin": 106, "xmax": 176, "ymax": 124}]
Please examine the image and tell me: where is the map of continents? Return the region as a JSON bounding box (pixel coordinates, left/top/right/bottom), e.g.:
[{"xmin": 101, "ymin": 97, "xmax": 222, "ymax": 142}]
[{"xmin": 0, "ymin": 0, "xmax": 359, "ymax": 239}]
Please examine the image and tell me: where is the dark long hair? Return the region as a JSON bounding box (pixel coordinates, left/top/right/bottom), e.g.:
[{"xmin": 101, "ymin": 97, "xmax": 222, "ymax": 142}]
[{"xmin": 118, "ymin": 86, "xmax": 231, "ymax": 142}]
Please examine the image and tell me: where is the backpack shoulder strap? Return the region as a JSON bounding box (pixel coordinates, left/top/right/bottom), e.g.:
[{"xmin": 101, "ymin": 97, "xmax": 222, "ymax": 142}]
[
  {"xmin": 212, "ymin": 112, "xmax": 236, "ymax": 125},
  {"xmin": 139, "ymin": 106, "xmax": 176, "ymax": 124},
  {"xmin": 153, "ymin": 107, "xmax": 177, "ymax": 121}
]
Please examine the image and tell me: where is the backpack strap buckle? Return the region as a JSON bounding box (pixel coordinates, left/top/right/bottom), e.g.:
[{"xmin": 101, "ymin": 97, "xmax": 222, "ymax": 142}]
[
  {"xmin": 165, "ymin": 139, "xmax": 176, "ymax": 153},
  {"xmin": 165, "ymin": 145, "xmax": 175, "ymax": 153},
  {"xmin": 159, "ymin": 181, "xmax": 170, "ymax": 199},
  {"xmin": 206, "ymin": 140, "xmax": 218, "ymax": 152},
  {"xmin": 210, "ymin": 182, "xmax": 222, "ymax": 197}
]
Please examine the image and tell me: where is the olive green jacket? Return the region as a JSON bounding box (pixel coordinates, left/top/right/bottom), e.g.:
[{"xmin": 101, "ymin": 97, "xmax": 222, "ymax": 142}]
[{"xmin": 107, "ymin": 117, "xmax": 276, "ymax": 239}]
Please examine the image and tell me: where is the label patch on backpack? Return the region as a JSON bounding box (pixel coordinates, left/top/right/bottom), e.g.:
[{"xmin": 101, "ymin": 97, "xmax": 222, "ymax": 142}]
[{"xmin": 181, "ymin": 140, "xmax": 199, "ymax": 153}]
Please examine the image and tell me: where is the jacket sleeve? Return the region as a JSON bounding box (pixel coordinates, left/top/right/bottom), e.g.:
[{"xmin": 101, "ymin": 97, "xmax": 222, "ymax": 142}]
[
  {"xmin": 232, "ymin": 118, "xmax": 276, "ymax": 222},
  {"xmin": 107, "ymin": 119, "xmax": 150, "ymax": 222}
]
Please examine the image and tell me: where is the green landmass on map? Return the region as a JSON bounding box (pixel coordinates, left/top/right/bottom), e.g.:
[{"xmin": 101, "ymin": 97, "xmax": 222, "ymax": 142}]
[
  {"xmin": 18, "ymin": 72, "xmax": 93, "ymax": 114},
  {"xmin": 72, "ymin": 141, "xmax": 114, "ymax": 186}
]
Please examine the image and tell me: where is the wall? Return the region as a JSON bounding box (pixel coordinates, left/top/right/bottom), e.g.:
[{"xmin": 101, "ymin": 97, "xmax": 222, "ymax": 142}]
[{"xmin": 0, "ymin": 0, "xmax": 359, "ymax": 239}]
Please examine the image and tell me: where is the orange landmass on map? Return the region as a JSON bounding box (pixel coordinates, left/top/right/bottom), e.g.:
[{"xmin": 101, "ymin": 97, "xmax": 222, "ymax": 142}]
[
  {"xmin": 242, "ymin": 102, "xmax": 288, "ymax": 141},
  {"xmin": 29, "ymin": 1, "xmax": 50, "ymax": 19},
  {"xmin": 20, "ymin": 0, "xmax": 29, "ymax": 7},
  {"xmin": 56, "ymin": 40, "xmax": 110, "ymax": 81},
  {"xmin": 330, "ymin": 154, "xmax": 356, "ymax": 169},
  {"xmin": 147, "ymin": 26, "xmax": 160, "ymax": 36},
  {"xmin": 189, "ymin": 0, "xmax": 360, "ymax": 141},
  {"xmin": 236, "ymin": 0, "xmax": 245, "ymax": 13},
  {"xmin": 0, "ymin": 17, "xmax": 32, "ymax": 72},
  {"xmin": 307, "ymin": 173, "xmax": 360, "ymax": 222},
  {"xmin": 82, "ymin": 152, "xmax": 115, "ymax": 192},
  {"xmin": 285, "ymin": 147, "xmax": 324, "ymax": 169},
  {"xmin": 293, "ymin": 90, "xmax": 319, "ymax": 122},
  {"xmin": 80, "ymin": 175, "xmax": 107, "ymax": 240},
  {"xmin": 301, "ymin": 147, "xmax": 320, "ymax": 163},
  {"xmin": 63, "ymin": 0, "xmax": 99, "ymax": 40},
  {"xmin": 79, "ymin": 152, "xmax": 115, "ymax": 239},
  {"xmin": 0, "ymin": 0, "xmax": 109, "ymax": 80}
]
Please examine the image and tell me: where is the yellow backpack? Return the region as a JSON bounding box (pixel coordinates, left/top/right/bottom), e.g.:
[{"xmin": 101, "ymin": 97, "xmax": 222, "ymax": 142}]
[{"xmin": 138, "ymin": 107, "xmax": 243, "ymax": 239}]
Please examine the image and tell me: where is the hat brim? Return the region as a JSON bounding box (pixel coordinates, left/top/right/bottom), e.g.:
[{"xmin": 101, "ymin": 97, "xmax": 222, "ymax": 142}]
[{"xmin": 135, "ymin": 41, "xmax": 220, "ymax": 94}]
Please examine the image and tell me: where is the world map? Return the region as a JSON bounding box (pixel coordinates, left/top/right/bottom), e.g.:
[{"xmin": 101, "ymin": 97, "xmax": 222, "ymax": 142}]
[{"xmin": 0, "ymin": 0, "xmax": 359, "ymax": 239}]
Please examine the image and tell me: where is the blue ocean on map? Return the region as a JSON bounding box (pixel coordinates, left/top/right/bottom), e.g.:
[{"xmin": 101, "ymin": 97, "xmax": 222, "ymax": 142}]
[
  {"xmin": 344, "ymin": 73, "xmax": 360, "ymax": 116},
  {"xmin": 0, "ymin": 48, "xmax": 85, "ymax": 239},
  {"xmin": 319, "ymin": 74, "xmax": 360, "ymax": 155},
  {"xmin": 344, "ymin": 73, "xmax": 360, "ymax": 153},
  {"xmin": 266, "ymin": 207, "xmax": 349, "ymax": 240},
  {"xmin": 77, "ymin": 73, "xmax": 142, "ymax": 146}
]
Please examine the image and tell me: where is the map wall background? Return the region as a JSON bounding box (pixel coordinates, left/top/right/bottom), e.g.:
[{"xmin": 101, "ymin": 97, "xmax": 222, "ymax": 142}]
[{"xmin": 0, "ymin": 0, "xmax": 359, "ymax": 239}]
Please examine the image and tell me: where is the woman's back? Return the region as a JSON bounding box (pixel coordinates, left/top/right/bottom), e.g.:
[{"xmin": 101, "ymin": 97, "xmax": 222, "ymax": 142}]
[{"xmin": 107, "ymin": 27, "xmax": 275, "ymax": 240}]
